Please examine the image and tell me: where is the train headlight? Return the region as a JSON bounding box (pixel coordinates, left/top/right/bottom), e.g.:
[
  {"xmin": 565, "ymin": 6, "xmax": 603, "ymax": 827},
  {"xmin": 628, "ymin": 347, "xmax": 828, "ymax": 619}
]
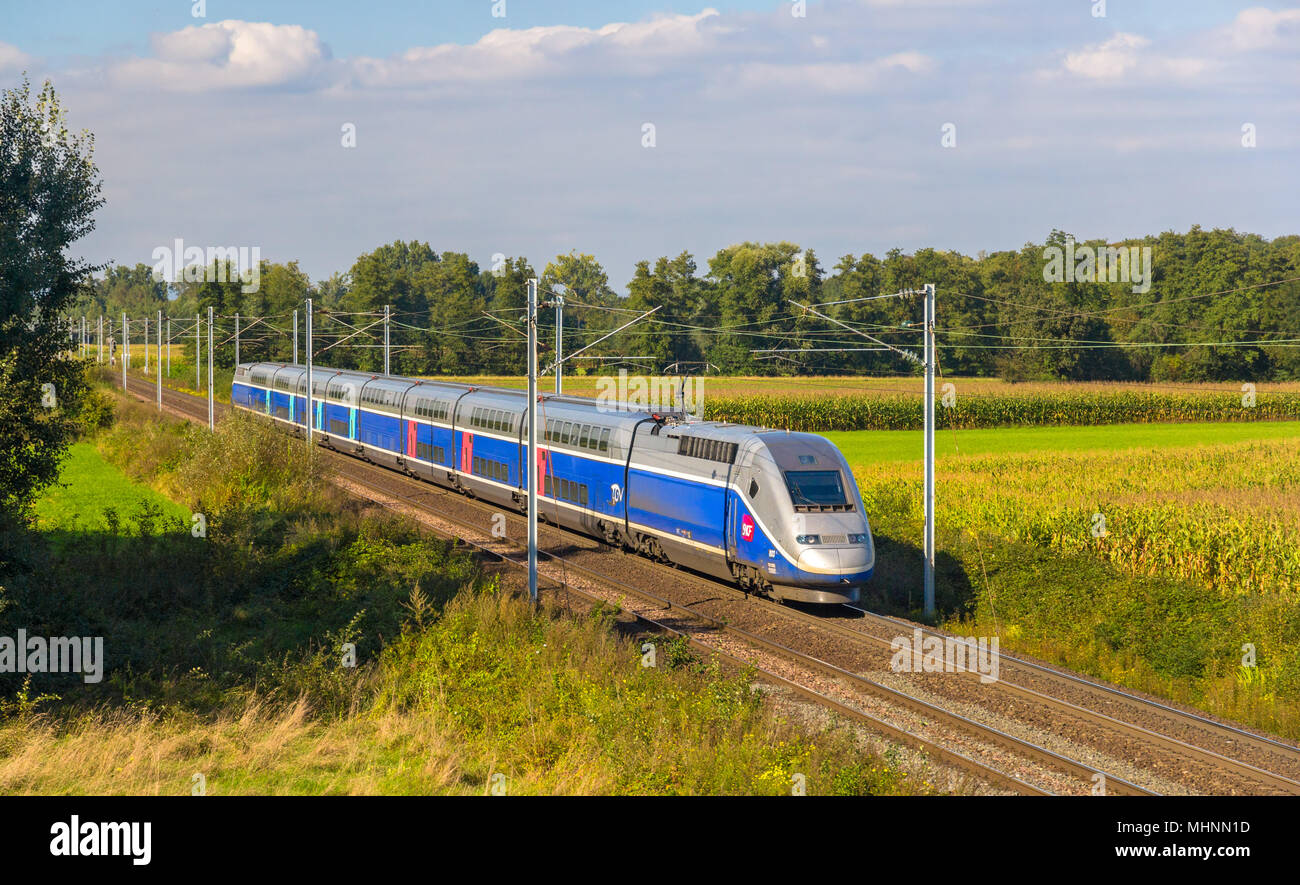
[
  {"xmin": 795, "ymin": 534, "xmax": 821, "ymax": 545},
  {"xmin": 848, "ymin": 533, "xmax": 868, "ymax": 544}
]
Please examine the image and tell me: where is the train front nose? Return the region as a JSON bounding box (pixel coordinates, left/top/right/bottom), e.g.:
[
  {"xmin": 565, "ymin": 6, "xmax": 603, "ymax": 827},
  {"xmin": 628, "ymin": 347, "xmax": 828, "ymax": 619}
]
[{"xmin": 795, "ymin": 542, "xmax": 874, "ymax": 578}]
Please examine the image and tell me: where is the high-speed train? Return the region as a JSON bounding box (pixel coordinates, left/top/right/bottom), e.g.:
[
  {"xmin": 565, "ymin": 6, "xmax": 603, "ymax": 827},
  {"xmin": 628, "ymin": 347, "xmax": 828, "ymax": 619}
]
[{"xmin": 232, "ymin": 362, "xmax": 875, "ymax": 604}]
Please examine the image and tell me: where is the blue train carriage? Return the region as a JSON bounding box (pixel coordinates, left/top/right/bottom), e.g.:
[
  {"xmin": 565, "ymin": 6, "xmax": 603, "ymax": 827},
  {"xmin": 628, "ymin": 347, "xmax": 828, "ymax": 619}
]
[
  {"xmin": 233, "ymin": 362, "xmax": 305, "ymax": 425},
  {"xmin": 532, "ymin": 396, "xmax": 648, "ymax": 542}
]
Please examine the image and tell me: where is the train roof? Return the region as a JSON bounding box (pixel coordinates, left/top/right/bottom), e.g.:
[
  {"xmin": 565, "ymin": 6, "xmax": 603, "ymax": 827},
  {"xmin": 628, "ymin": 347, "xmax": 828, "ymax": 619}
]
[{"xmin": 234, "ymin": 363, "xmax": 832, "ymax": 446}]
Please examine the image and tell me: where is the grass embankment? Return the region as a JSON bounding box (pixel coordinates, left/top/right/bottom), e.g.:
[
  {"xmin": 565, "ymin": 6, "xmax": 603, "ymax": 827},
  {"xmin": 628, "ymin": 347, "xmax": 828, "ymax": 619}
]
[
  {"xmin": 0, "ymin": 392, "xmax": 920, "ymax": 795},
  {"xmin": 34, "ymin": 441, "xmax": 189, "ymax": 539},
  {"xmin": 848, "ymin": 427, "xmax": 1300, "ymax": 740}
]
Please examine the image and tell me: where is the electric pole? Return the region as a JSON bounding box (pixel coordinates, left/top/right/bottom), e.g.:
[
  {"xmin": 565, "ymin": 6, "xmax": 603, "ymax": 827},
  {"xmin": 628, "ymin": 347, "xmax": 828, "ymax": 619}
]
[
  {"xmin": 554, "ymin": 294, "xmax": 564, "ymax": 394},
  {"xmin": 526, "ymin": 279, "xmax": 539, "ymax": 605},
  {"xmin": 923, "ymin": 283, "xmax": 936, "ymax": 619},
  {"xmin": 305, "ymin": 297, "xmax": 314, "ymax": 450},
  {"xmin": 207, "ymin": 306, "xmax": 214, "ymax": 431}
]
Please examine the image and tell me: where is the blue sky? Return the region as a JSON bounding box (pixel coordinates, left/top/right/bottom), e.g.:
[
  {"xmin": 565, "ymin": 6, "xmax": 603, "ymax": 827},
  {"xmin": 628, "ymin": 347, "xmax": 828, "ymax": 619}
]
[{"xmin": 1, "ymin": 0, "xmax": 1297, "ymax": 291}]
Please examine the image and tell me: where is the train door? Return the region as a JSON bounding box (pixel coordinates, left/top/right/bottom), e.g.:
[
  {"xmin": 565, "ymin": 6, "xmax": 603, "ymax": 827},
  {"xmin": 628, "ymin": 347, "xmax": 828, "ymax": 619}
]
[
  {"xmin": 726, "ymin": 446, "xmax": 756, "ymax": 566},
  {"xmin": 725, "ymin": 493, "xmax": 737, "ymax": 560}
]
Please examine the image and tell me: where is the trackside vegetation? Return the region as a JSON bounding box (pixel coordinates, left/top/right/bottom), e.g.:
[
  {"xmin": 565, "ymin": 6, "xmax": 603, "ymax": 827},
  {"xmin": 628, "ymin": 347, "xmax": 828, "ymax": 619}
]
[
  {"xmin": 0, "ymin": 388, "xmax": 923, "ymax": 795},
  {"xmin": 855, "ymin": 434, "xmax": 1300, "ymax": 740}
]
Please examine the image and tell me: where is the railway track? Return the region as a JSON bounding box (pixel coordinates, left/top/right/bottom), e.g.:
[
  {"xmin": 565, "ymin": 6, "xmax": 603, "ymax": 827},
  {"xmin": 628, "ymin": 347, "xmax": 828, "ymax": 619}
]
[{"xmin": 118, "ymin": 373, "xmax": 1300, "ymax": 795}]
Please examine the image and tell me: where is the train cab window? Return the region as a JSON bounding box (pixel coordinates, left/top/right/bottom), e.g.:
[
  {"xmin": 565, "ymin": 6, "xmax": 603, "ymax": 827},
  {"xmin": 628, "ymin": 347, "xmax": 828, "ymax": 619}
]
[{"xmin": 784, "ymin": 470, "xmax": 847, "ymax": 507}]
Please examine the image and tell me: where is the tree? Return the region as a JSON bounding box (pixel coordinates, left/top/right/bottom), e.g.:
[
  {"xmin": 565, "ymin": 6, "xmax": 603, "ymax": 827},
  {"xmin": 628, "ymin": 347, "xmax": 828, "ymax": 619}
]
[
  {"xmin": 484, "ymin": 257, "xmax": 535, "ymax": 374},
  {"xmin": 0, "ymin": 78, "xmax": 104, "ymax": 518},
  {"xmin": 705, "ymin": 241, "xmax": 811, "ymax": 374},
  {"xmin": 540, "ymin": 252, "xmax": 617, "ymax": 374}
]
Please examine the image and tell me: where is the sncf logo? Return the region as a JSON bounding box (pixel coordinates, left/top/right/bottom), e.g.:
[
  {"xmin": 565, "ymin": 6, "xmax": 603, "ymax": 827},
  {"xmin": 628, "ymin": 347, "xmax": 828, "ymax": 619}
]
[{"xmin": 741, "ymin": 514, "xmax": 755, "ymax": 542}]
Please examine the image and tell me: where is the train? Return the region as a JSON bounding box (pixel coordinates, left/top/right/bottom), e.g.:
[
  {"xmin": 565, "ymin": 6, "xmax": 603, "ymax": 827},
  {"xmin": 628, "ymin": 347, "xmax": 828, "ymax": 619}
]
[{"xmin": 231, "ymin": 362, "xmax": 875, "ymax": 604}]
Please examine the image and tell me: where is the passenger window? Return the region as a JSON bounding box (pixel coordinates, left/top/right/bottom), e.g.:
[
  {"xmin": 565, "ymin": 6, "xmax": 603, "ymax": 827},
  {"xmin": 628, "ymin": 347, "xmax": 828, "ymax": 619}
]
[
  {"xmin": 579, "ymin": 425, "xmax": 590, "ymax": 448},
  {"xmin": 599, "ymin": 429, "xmax": 610, "ymax": 452}
]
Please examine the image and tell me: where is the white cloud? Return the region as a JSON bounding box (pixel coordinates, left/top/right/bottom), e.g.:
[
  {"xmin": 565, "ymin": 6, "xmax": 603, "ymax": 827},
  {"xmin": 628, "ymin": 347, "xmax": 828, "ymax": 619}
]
[
  {"xmin": 1063, "ymin": 32, "xmax": 1150, "ymax": 80},
  {"xmin": 731, "ymin": 51, "xmax": 936, "ymax": 94},
  {"xmin": 1225, "ymin": 7, "xmax": 1300, "ymax": 51},
  {"xmin": 110, "ymin": 21, "xmax": 330, "ymax": 91},
  {"xmin": 1057, "ymin": 31, "xmax": 1215, "ymax": 82},
  {"xmin": 351, "ymin": 10, "xmax": 724, "ymax": 87},
  {"xmin": 0, "ymin": 41, "xmax": 34, "ymax": 73}
]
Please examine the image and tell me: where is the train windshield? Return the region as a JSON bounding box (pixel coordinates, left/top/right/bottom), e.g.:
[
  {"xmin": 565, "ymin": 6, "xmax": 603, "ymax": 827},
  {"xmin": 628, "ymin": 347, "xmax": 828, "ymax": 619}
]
[{"xmin": 783, "ymin": 470, "xmax": 846, "ymax": 507}]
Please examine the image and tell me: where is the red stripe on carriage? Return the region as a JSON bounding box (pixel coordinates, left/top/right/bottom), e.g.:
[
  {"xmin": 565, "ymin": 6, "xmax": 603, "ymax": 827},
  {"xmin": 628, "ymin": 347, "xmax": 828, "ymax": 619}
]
[
  {"xmin": 406, "ymin": 420, "xmax": 416, "ymax": 456},
  {"xmin": 460, "ymin": 432, "xmax": 473, "ymax": 471}
]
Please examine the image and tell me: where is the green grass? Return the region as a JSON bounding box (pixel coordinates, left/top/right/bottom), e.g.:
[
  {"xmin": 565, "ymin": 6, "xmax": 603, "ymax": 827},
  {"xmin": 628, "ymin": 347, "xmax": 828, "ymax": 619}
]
[
  {"xmin": 825, "ymin": 420, "xmax": 1300, "ymax": 465},
  {"xmin": 33, "ymin": 442, "xmax": 189, "ymax": 534}
]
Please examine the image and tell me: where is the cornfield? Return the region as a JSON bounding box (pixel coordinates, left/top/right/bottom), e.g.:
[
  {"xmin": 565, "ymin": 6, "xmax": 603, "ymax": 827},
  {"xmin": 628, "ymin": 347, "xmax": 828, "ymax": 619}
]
[
  {"xmin": 706, "ymin": 390, "xmax": 1300, "ymax": 431},
  {"xmin": 855, "ymin": 437, "xmax": 1300, "ymax": 596}
]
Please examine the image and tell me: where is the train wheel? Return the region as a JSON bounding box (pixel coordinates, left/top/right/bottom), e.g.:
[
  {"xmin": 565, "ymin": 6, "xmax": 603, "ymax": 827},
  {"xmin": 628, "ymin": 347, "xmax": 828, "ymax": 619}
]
[{"xmin": 598, "ymin": 521, "xmax": 619, "ymax": 547}]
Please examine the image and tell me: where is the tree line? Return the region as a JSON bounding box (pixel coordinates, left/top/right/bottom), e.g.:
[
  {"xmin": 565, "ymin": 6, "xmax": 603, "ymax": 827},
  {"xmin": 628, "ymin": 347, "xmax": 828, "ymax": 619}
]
[{"xmin": 71, "ymin": 227, "xmax": 1300, "ymax": 382}]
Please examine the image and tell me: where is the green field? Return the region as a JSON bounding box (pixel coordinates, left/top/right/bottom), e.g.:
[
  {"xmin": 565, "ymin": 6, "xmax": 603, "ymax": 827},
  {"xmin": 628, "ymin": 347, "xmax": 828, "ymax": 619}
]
[
  {"xmin": 33, "ymin": 441, "xmax": 189, "ymax": 533},
  {"xmin": 826, "ymin": 419, "xmax": 1300, "ymax": 464}
]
